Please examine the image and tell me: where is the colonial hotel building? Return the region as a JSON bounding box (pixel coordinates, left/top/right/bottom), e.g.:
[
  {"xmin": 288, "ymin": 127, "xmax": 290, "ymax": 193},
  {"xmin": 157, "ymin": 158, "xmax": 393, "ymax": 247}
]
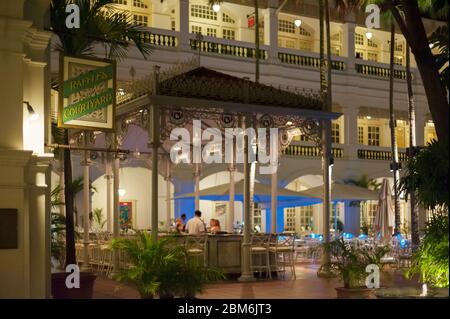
[{"xmin": 0, "ymin": 0, "xmax": 442, "ymax": 298}]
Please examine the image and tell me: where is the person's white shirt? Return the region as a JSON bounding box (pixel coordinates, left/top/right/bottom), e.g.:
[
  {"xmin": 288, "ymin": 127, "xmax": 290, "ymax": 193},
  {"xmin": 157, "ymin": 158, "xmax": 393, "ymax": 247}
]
[{"xmin": 185, "ymin": 216, "xmax": 206, "ymax": 235}]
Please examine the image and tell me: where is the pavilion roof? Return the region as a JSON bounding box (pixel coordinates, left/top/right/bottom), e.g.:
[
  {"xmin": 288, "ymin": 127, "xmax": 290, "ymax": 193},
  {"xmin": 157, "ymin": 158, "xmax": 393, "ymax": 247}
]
[{"xmin": 158, "ymin": 67, "xmax": 324, "ymax": 111}]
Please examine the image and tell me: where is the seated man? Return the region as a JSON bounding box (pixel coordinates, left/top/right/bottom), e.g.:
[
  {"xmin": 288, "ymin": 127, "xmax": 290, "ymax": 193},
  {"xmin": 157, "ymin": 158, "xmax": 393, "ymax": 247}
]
[{"xmin": 185, "ymin": 210, "xmax": 206, "ymax": 235}]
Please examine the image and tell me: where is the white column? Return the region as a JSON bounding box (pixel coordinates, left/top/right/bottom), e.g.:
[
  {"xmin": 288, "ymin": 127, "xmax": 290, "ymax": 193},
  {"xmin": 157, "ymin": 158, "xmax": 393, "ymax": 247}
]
[
  {"xmin": 179, "ymin": 0, "xmax": 190, "ymax": 51},
  {"xmin": 238, "ymin": 115, "xmax": 255, "ymax": 282},
  {"xmin": 112, "ymin": 153, "xmax": 120, "ymax": 276},
  {"xmin": 342, "ymin": 20, "xmax": 356, "ymax": 72},
  {"xmin": 105, "ymin": 151, "xmax": 113, "ymax": 232},
  {"xmin": 165, "ymin": 157, "xmax": 172, "ymax": 231},
  {"xmin": 227, "ymin": 163, "xmax": 236, "ymax": 233},
  {"xmin": 27, "ymin": 156, "xmax": 52, "ymax": 298},
  {"xmin": 266, "ymin": 0, "xmax": 278, "ymax": 63},
  {"xmin": 270, "ymin": 171, "xmax": 277, "ymax": 233},
  {"xmin": 81, "ymin": 132, "xmax": 91, "ymax": 272},
  {"xmin": 344, "ymin": 106, "xmax": 359, "ymax": 160},
  {"xmin": 194, "ymin": 163, "xmax": 200, "ymax": 211}
]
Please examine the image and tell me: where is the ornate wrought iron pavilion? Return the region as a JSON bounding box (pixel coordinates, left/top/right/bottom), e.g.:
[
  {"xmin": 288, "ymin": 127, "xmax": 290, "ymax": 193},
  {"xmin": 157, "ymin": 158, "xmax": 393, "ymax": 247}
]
[{"xmin": 108, "ymin": 64, "xmax": 341, "ymax": 281}]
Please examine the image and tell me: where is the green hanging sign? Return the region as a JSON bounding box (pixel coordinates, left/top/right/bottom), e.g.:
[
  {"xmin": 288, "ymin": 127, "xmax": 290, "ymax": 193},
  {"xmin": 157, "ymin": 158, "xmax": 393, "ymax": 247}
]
[{"xmin": 58, "ymin": 55, "xmax": 116, "ymax": 131}]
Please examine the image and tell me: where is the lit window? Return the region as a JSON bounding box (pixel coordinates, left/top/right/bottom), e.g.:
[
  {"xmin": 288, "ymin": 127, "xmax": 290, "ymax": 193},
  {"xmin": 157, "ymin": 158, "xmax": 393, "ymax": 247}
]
[
  {"xmin": 361, "ymin": 202, "xmax": 378, "ymax": 227},
  {"xmin": 298, "ymin": 26, "xmax": 311, "ymax": 37},
  {"xmin": 367, "ymin": 39, "xmax": 378, "ymax": 48},
  {"xmin": 355, "ymin": 33, "xmax": 364, "ymax": 45},
  {"xmin": 367, "ymin": 52, "xmax": 378, "ymax": 62},
  {"xmin": 355, "ymin": 50, "xmax": 364, "ymax": 59},
  {"xmin": 133, "ymin": 14, "xmax": 148, "ymax": 26},
  {"xmin": 332, "ymin": 122, "xmax": 340, "ymax": 144},
  {"xmin": 299, "ymin": 206, "xmax": 314, "ymax": 231},
  {"xmin": 368, "ymin": 126, "xmax": 380, "ymax": 146},
  {"xmin": 206, "ymin": 27, "xmax": 217, "ymax": 37},
  {"xmin": 285, "ymin": 208, "xmax": 296, "ymax": 232},
  {"xmin": 278, "ymin": 20, "xmax": 296, "ymax": 34},
  {"xmin": 133, "ymin": 0, "xmax": 148, "ymax": 8},
  {"xmin": 191, "ymin": 4, "xmax": 218, "ymax": 21},
  {"xmin": 358, "ymin": 126, "xmax": 364, "ymax": 144},
  {"xmin": 394, "ymin": 56, "xmax": 403, "ymax": 66},
  {"xmin": 222, "ymin": 28, "xmax": 235, "ymax": 40},
  {"xmin": 222, "ymin": 12, "xmax": 235, "ymax": 24},
  {"xmin": 253, "ymin": 204, "xmax": 262, "ymax": 230},
  {"xmin": 191, "ymin": 25, "xmax": 202, "ymax": 34}
]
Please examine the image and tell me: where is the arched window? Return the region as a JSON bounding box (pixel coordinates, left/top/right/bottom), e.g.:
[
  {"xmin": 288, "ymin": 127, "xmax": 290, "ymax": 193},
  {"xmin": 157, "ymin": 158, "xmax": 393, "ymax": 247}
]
[
  {"xmin": 189, "ymin": 2, "xmax": 238, "ymax": 40},
  {"xmin": 278, "ymin": 17, "xmax": 313, "ymax": 52}
]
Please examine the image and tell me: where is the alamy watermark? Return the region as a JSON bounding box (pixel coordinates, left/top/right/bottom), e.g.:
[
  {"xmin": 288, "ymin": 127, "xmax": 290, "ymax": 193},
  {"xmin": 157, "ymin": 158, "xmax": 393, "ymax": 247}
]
[{"xmin": 170, "ymin": 120, "xmax": 279, "ymax": 175}]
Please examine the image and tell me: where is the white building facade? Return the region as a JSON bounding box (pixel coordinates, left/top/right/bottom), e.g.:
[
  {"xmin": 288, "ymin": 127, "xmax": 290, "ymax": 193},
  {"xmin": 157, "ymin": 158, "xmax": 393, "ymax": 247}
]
[{"xmin": 49, "ymin": 0, "xmax": 439, "ymax": 237}]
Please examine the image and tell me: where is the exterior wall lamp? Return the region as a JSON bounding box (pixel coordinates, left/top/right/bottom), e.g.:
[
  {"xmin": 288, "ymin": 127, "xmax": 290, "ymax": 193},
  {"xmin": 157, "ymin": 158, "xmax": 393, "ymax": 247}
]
[{"xmin": 24, "ymin": 101, "xmax": 39, "ymax": 121}]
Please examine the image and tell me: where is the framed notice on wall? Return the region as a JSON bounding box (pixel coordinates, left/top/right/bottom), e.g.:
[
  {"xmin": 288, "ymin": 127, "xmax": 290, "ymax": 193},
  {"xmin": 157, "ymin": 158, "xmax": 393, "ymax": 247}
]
[
  {"xmin": 58, "ymin": 55, "xmax": 116, "ymax": 131},
  {"xmin": 119, "ymin": 200, "xmax": 136, "ymax": 230}
]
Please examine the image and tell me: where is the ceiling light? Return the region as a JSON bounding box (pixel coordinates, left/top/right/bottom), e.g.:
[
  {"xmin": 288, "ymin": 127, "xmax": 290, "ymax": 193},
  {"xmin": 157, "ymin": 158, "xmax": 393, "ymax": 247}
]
[
  {"xmin": 294, "ymin": 19, "xmax": 302, "ymax": 27},
  {"xmin": 365, "ymin": 31, "xmax": 373, "ymax": 40},
  {"xmin": 366, "ymin": 116, "xmax": 372, "ymax": 120},
  {"xmin": 286, "ymin": 121, "xmax": 293, "ymax": 126},
  {"xmin": 212, "ymin": 2, "xmax": 221, "ymax": 12},
  {"xmin": 118, "ymin": 189, "xmax": 127, "ymax": 197}
]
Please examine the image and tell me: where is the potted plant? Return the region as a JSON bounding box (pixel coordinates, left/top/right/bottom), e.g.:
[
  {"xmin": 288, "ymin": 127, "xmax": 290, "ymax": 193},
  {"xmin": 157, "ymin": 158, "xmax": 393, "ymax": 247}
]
[
  {"xmin": 375, "ymin": 140, "xmax": 449, "ymax": 299},
  {"xmin": 376, "ymin": 209, "xmax": 449, "ymax": 299},
  {"xmin": 111, "ymin": 231, "xmax": 224, "ymax": 299},
  {"xmin": 322, "ymin": 238, "xmax": 390, "ymax": 299}
]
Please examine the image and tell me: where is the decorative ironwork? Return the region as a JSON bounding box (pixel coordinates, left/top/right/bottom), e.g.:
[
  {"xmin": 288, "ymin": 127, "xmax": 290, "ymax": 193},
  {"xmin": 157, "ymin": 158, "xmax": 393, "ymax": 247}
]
[
  {"xmin": 158, "ymin": 67, "xmax": 323, "ymax": 110},
  {"xmin": 259, "ymin": 114, "xmax": 274, "ymax": 128}
]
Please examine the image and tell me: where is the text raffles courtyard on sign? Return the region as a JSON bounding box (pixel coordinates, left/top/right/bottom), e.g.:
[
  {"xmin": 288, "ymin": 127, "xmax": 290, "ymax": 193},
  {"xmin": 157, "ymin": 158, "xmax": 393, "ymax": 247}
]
[{"xmin": 58, "ymin": 55, "xmax": 116, "ymax": 131}]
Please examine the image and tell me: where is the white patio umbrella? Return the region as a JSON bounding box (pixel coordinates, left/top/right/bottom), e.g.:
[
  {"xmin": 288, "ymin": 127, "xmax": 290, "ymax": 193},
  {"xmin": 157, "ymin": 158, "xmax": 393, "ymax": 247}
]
[
  {"xmin": 175, "ymin": 180, "xmax": 321, "ymax": 207},
  {"xmin": 374, "ymin": 178, "xmax": 395, "ymax": 242},
  {"xmin": 296, "ymin": 182, "xmax": 380, "ymax": 235}
]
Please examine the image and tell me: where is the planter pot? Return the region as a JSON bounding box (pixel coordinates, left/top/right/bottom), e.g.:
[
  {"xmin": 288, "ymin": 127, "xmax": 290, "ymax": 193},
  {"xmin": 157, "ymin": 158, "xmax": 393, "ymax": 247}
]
[
  {"xmin": 335, "ymin": 287, "xmax": 375, "ymax": 299},
  {"xmin": 51, "ymin": 271, "xmax": 97, "ymax": 299},
  {"xmin": 375, "ymin": 287, "xmax": 449, "ymax": 299}
]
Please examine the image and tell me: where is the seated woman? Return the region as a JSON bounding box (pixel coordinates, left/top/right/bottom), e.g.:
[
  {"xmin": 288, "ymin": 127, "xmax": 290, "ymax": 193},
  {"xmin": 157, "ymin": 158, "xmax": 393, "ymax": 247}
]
[{"xmin": 209, "ymin": 219, "xmax": 221, "ymax": 234}]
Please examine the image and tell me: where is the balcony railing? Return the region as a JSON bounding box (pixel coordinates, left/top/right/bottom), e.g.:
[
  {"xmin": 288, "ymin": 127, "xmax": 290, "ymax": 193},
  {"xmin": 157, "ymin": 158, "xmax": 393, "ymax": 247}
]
[
  {"xmin": 282, "ymin": 145, "xmax": 344, "ymax": 158},
  {"xmin": 355, "ymin": 62, "xmax": 408, "ymax": 80},
  {"xmin": 190, "ymin": 36, "xmax": 268, "ymax": 60},
  {"xmin": 357, "ymin": 149, "xmax": 408, "ymax": 161},
  {"xmin": 129, "ymin": 28, "xmax": 178, "ymax": 47},
  {"xmin": 278, "ymin": 50, "xmax": 346, "ymax": 71}
]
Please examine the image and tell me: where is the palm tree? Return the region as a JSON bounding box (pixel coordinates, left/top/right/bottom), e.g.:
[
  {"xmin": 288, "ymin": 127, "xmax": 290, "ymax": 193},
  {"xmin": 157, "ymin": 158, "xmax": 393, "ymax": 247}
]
[
  {"xmin": 388, "ymin": 21, "xmax": 401, "ymax": 235},
  {"xmin": 50, "ymin": 0, "xmax": 153, "ymax": 266},
  {"xmin": 406, "ymin": 41, "xmax": 420, "ymax": 247},
  {"xmin": 366, "ymin": 0, "xmax": 449, "ymax": 143}
]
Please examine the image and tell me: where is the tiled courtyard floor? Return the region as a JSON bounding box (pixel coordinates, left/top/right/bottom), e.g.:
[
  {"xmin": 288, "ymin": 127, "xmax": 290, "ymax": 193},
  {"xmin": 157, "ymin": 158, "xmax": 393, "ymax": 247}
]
[{"xmin": 93, "ymin": 263, "xmax": 420, "ymax": 299}]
